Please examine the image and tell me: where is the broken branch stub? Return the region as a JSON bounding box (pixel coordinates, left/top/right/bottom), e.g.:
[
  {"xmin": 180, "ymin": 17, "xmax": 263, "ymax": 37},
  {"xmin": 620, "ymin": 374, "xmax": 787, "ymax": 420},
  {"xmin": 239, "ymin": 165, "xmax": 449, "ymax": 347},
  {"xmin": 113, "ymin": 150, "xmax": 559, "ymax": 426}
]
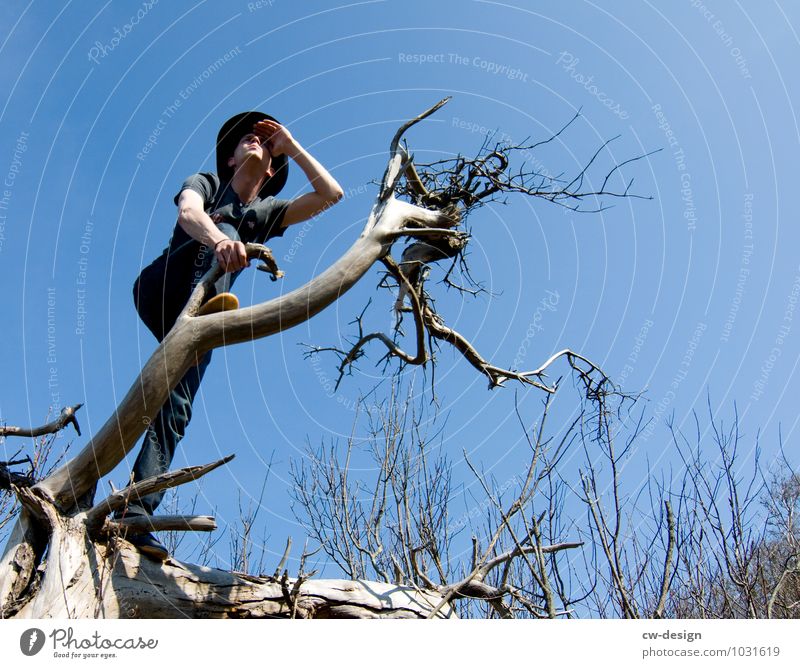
[{"xmin": 0, "ymin": 404, "xmax": 83, "ymax": 438}]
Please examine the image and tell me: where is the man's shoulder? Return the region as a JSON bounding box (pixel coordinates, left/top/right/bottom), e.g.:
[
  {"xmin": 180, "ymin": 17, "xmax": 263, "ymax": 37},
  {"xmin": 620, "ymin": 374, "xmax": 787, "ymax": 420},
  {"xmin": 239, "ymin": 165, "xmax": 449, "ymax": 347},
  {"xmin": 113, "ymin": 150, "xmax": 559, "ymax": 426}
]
[
  {"xmin": 174, "ymin": 172, "xmax": 221, "ymax": 206},
  {"xmin": 188, "ymin": 171, "xmax": 221, "ymax": 192},
  {"xmin": 254, "ymin": 195, "xmax": 293, "ymax": 220}
]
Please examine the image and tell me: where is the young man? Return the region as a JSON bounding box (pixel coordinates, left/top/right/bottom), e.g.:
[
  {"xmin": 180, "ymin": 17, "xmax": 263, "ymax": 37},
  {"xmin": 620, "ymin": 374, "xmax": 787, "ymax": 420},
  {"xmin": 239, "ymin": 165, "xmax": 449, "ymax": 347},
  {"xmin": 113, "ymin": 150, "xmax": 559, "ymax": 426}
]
[{"xmin": 126, "ymin": 111, "xmax": 343, "ymax": 560}]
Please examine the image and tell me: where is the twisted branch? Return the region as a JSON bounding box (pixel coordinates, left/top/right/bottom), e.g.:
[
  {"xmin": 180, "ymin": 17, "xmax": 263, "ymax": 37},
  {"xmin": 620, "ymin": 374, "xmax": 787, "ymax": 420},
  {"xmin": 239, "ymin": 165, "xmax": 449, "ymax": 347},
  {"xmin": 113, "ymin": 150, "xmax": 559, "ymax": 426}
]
[{"xmin": 0, "ymin": 404, "xmax": 83, "ymax": 438}]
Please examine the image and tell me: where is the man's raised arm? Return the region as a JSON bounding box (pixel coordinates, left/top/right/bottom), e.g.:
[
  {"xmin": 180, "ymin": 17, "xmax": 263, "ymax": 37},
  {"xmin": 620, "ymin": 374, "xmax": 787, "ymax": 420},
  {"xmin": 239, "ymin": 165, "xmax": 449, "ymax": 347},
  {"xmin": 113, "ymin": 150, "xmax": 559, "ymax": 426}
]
[{"xmin": 254, "ymin": 119, "xmax": 344, "ymax": 227}]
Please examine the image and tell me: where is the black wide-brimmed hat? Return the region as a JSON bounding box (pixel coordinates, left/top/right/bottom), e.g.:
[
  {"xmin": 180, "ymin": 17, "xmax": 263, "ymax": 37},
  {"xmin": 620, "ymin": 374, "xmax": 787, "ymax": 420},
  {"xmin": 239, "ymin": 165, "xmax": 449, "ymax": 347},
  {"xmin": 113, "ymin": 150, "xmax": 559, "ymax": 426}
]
[{"xmin": 216, "ymin": 111, "xmax": 289, "ymax": 198}]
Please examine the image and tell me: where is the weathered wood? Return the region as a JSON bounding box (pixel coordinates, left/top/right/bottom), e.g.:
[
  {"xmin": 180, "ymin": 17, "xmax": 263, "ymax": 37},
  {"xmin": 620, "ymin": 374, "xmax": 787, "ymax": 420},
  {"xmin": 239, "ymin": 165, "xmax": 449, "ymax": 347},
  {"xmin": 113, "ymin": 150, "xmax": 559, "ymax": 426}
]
[
  {"xmin": 102, "ymin": 515, "xmax": 217, "ymax": 535},
  {"xmin": 0, "ymin": 511, "xmax": 46, "ymax": 617},
  {"xmin": 85, "ymin": 457, "xmax": 235, "ymax": 528},
  {"xmin": 9, "ymin": 521, "xmax": 453, "ymax": 619}
]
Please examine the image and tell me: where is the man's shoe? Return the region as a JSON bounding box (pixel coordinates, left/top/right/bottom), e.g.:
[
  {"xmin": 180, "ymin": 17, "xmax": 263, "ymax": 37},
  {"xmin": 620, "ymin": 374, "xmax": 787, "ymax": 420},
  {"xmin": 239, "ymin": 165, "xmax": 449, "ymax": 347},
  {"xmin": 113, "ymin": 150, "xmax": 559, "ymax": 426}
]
[
  {"xmin": 129, "ymin": 532, "xmax": 169, "ymax": 562},
  {"xmin": 198, "ymin": 292, "xmax": 239, "ymax": 316}
]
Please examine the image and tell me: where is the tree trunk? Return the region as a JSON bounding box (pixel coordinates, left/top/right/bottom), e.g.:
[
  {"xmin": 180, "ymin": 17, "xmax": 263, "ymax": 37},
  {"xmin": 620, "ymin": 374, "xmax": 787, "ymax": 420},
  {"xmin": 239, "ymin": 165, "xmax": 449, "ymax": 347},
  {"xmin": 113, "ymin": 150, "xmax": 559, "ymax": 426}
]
[{"xmin": 9, "ymin": 509, "xmax": 452, "ymax": 619}]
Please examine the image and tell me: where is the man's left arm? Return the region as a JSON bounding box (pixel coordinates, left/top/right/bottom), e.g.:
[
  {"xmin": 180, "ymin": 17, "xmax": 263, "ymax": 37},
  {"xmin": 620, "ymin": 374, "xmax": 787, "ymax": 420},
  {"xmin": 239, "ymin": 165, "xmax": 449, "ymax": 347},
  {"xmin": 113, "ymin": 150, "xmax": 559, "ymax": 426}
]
[{"xmin": 255, "ymin": 119, "xmax": 343, "ymax": 227}]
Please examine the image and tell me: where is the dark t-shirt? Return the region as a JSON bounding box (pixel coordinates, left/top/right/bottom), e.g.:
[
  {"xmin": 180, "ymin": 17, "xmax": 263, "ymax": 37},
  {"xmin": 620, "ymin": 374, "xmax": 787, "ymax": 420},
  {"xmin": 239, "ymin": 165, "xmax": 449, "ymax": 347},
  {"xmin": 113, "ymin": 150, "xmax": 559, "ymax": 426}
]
[
  {"xmin": 134, "ymin": 172, "xmax": 291, "ymax": 339},
  {"xmin": 169, "ymin": 172, "xmax": 291, "ymax": 247}
]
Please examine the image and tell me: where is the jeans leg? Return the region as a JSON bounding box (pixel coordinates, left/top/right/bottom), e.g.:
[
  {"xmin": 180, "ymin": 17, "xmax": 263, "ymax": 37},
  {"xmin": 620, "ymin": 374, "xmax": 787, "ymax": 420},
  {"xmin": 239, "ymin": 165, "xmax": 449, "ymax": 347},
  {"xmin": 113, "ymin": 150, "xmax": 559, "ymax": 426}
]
[
  {"xmin": 125, "ymin": 221, "xmax": 242, "ymax": 517},
  {"xmin": 127, "ymin": 350, "xmax": 212, "ymax": 515}
]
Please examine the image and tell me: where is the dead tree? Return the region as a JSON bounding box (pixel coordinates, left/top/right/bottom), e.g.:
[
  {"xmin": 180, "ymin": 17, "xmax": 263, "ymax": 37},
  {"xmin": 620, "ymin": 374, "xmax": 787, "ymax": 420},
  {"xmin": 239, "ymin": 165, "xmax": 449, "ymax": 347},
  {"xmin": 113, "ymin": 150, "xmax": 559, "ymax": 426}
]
[
  {"xmin": 289, "ymin": 378, "xmax": 800, "ymax": 619},
  {"xmin": 303, "ymin": 107, "xmax": 656, "ymax": 394},
  {"xmin": 0, "ymin": 99, "xmax": 646, "ymax": 618},
  {"xmin": 290, "ymin": 383, "xmax": 591, "ymax": 619}
]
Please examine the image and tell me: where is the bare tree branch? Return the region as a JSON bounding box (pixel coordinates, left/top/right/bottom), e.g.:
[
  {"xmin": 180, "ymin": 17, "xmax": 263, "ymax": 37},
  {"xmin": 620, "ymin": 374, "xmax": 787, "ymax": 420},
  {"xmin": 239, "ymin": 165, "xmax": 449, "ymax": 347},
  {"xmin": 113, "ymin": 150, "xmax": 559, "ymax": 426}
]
[
  {"xmin": 654, "ymin": 500, "xmax": 675, "ymax": 618},
  {"xmin": 0, "ymin": 404, "xmax": 83, "ymax": 438},
  {"xmin": 85, "ymin": 456, "xmax": 235, "ymax": 529},
  {"xmin": 103, "ymin": 515, "xmax": 217, "ymax": 535}
]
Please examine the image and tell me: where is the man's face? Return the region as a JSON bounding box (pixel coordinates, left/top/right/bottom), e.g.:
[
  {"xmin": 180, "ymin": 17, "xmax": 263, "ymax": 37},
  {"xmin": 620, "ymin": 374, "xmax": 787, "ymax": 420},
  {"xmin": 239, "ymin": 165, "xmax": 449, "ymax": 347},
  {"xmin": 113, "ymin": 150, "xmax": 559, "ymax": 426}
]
[{"xmin": 228, "ymin": 131, "xmax": 274, "ymax": 178}]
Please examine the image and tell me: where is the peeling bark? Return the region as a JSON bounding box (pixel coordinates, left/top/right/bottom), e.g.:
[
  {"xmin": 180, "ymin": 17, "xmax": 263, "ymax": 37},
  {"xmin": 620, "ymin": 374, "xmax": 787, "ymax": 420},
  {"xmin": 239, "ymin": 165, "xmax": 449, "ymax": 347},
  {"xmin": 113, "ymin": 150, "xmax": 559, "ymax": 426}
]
[{"xmin": 8, "ymin": 511, "xmax": 452, "ymax": 619}]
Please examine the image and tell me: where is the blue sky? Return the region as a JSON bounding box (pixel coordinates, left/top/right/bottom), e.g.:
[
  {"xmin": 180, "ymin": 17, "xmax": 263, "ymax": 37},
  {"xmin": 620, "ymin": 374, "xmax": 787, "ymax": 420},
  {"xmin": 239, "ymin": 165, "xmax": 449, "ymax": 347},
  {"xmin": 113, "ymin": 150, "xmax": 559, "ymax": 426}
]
[{"xmin": 1, "ymin": 0, "xmax": 799, "ymax": 579}]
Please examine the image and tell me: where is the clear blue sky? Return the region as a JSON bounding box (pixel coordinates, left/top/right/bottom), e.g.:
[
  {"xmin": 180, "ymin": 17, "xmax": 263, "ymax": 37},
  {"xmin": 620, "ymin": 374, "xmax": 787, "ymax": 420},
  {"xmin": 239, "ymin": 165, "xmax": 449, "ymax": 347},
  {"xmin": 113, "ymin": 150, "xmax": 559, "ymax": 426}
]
[{"xmin": 1, "ymin": 0, "xmax": 798, "ymax": 576}]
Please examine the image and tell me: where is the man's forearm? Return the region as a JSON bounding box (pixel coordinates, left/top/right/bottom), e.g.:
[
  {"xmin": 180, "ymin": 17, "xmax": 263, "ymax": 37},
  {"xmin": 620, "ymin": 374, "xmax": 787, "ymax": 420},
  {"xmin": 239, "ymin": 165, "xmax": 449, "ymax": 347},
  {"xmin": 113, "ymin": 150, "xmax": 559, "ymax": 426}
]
[
  {"xmin": 177, "ymin": 207, "xmax": 227, "ymax": 248},
  {"xmin": 286, "ymin": 140, "xmax": 343, "ymax": 202},
  {"xmin": 177, "ymin": 206, "xmax": 246, "ymax": 272}
]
